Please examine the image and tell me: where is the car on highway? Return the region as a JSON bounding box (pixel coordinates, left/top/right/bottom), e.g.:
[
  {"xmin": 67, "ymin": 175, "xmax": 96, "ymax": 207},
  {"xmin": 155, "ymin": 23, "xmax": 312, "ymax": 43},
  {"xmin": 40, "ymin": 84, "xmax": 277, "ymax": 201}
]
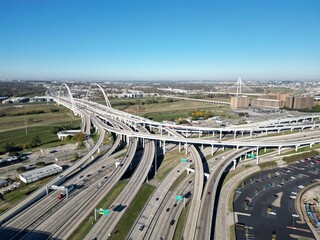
[
  {"xmin": 139, "ymin": 225, "xmax": 145, "ymax": 231},
  {"xmin": 166, "ymin": 208, "xmax": 170, "ymax": 212},
  {"xmin": 87, "ymin": 174, "xmax": 92, "ymax": 177},
  {"xmin": 290, "ymin": 195, "xmax": 297, "ymax": 199},
  {"xmin": 155, "ymin": 197, "xmax": 159, "ymax": 201},
  {"xmin": 208, "ymin": 191, "xmax": 211, "ymax": 195},
  {"xmin": 101, "ymin": 165, "xmax": 106, "ymax": 168},
  {"xmin": 170, "ymin": 220, "xmax": 175, "ymax": 225},
  {"xmin": 78, "ymin": 175, "xmax": 83, "ymax": 179},
  {"xmin": 173, "ymin": 203, "xmax": 177, "ymax": 207}
]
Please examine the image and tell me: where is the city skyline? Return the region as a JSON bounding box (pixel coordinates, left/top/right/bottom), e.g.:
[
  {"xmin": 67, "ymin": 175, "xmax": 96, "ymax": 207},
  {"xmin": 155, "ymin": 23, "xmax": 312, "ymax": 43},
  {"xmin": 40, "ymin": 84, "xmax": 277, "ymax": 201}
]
[{"xmin": 1, "ymin": 0, "xmax": 320, "ymax": 81}]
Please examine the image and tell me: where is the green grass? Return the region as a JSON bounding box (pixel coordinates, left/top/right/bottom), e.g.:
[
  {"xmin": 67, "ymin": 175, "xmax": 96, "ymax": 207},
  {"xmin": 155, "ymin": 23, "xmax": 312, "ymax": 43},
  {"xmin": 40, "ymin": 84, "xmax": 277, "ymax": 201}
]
[
  {"xmin": 282, "ymin": 150, "xmax": 319, "ymax": 164},
  {"xmin": 258, "ymin": 148, "xmax": 275, "ymax": 156},
  {"xmin": 259, "ymin": 160, "xmax": 277, "ymax": 169},
  {"xmin": 0, "ymin": 103, "xmax": 81, "ymax": 150},
  {"xmin": 173, "ymin": 204, "xmax": 190, "ymax": 240},
  {"xmin": 0, "ymin": 176, "xmax": 54, "ymax": 213},
  {"xmin": 281, "ymin": 144, "xmax": 320, "ymax": 156},
  {"xmin": 109, "ymin": 183, "xmax": 155, "ymax": 240},
  {"xmin": 155, "ymin": 150, "xmax": 186, "ymax": 181},
  {"xmin": 169, "ymin": 171, "xmax": 188, "ymax": 191},
  {"xmin": 68, "ymin": 180, "xmax": 128, "ymax": 240},
  {"xmin": 229, "ymin": 224, "xmax": 235, "ymax": 240},
  {"xmin": 116, "ymin": 100, "xmax": 233, "ymax": 122}
]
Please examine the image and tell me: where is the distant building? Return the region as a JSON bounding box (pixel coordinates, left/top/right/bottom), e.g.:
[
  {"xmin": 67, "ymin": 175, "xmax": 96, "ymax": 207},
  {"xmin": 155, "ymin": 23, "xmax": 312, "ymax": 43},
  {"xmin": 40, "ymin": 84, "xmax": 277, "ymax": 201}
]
[
  {"xmin": 231, "ymin": 96, "xmax": 249, "ymax": 109},
  {"xmin": 19, "ymin": 164, "xmax": 63, "ymax": 183},
  {"xmin": 285, "ymin": 96, "xmax": 314, "ymax": 109},
  {"xmin": 251, "ymin": 98, "xmax": 284, "ymax": 109}
]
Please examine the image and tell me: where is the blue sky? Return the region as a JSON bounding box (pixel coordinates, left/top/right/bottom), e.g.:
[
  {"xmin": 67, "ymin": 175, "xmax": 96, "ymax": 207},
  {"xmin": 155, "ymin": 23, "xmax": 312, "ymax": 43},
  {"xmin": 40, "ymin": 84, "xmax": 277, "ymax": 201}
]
[{"xmin": 0, "ymin": 0, "xmax": 319, "ymax": 81}]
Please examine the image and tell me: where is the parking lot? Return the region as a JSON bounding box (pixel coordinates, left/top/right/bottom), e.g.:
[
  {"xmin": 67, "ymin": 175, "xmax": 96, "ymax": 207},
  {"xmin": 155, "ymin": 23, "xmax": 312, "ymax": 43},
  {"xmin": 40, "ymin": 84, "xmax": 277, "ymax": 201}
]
[{"xmin": 233, "ymin": 159, "xmax": 320, "ymax": 240}]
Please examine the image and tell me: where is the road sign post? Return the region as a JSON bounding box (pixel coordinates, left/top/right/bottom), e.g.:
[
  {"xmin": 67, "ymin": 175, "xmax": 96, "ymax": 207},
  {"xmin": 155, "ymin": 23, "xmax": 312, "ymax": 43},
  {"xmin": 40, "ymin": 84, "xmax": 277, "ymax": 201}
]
[{"xmin": 99, "ymin": 208, "xmax": 110, "ymax": 215}]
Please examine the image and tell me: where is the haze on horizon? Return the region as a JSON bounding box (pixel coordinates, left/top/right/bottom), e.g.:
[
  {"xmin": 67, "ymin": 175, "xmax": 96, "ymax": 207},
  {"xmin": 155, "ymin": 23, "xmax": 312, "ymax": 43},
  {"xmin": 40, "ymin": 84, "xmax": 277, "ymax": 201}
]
[{"xmin": 0, "ymin": 0, "xmax": 319, "ymax": 81}]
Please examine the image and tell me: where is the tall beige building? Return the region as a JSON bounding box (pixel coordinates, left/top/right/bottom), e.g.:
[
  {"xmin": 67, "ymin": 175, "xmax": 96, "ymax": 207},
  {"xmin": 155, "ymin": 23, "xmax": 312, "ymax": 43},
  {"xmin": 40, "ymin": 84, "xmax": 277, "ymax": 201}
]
[{"xmin": 231, "ymin": 96, "xmax": 249, "ymax": 109}]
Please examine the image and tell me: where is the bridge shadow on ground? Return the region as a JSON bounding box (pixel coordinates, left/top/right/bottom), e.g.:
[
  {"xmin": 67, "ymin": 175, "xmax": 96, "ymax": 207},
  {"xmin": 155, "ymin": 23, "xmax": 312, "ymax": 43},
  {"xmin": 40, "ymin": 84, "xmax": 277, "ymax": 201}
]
[{"xmin": 0, "ymin": 226, "xmax": 59, "ymax": 240}]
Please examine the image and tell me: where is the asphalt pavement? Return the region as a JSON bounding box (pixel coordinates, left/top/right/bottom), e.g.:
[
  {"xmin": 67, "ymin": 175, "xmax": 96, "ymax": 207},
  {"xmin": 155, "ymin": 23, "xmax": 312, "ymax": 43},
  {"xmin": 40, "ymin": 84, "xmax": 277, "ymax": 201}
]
[{"xmin": 234, "ymin": 160, "xmax": 319, "ymax": 240}]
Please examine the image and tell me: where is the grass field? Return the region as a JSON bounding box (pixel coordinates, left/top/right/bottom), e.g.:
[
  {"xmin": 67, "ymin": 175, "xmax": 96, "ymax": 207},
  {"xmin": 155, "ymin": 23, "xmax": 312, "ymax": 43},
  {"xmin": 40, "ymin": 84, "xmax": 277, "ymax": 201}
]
[
  {"xmin": 109, "ymin": 183, "xmax": 155, "ymax": 240},
  {"xmin": 112, "ymin": 100, "xmax": 232, "ymax": 122},
  {"xmin": 173, "ymin": 204, "xmax": 190, "ymax": 240},
  {"xmin": 69, "ymin": 179, "xmax": 128, "ymax": 240},
  {"xmin": 0, "ymin": 103, "xmax": 81, "ymax": 149},
  {"xmin": 0, "ymin": 176, "xmax": 54, "ymax": 213},
  {"xmin": 155, "ymin": 149, "xmax": 187, "ymax": 181}
]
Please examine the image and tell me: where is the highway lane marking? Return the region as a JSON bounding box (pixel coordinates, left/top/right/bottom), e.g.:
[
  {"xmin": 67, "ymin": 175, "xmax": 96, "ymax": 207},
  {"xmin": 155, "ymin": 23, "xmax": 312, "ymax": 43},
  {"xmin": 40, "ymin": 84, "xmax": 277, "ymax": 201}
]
[
  {"xmin": 287, "ymin": 226, "xmax": 311, "ymax": 233},
  {"xmin": 235, "ymin": 212, "xmax": 251, "ymax": 217}
]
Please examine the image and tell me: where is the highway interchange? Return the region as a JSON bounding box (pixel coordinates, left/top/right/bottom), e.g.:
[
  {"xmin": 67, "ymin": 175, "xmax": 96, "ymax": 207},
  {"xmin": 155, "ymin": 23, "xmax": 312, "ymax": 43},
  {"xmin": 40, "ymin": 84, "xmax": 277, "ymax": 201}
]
[{"xmin": 1, "ymin": 84, "xmax": 320, "ymax": 240}]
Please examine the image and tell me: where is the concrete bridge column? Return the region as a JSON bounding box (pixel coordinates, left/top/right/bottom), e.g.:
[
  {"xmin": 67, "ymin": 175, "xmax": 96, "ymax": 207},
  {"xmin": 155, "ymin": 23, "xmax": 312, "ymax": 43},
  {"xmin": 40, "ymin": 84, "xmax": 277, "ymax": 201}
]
[
  {"xmin": 201, "ymin": 145, "xmax": 204, "ymax": 151},
  {"xmin": 220, "ymin": 131, "xmax": 222, "ymax": 140},
  {"xmin": 160, "ymin": 126, "xmax": 163, "ymax": 135},
  {"xmin": 211, "ymin": 145, "xmax": 214, "ymax": 156},
  {"xmin": 295, "ymin": 145, "xmax": 299, "ymax": 152},
  {"xmin": 159, "ymin": 140, "xmax": 162, "ymax": 148},
  {"xmin": 46, "ymin": 186, "xmax": 49, "ymax": 196},
  {"xmin": 264, "ymin": 147, "xmax": 266, "ymax": 153},
  {"xmin": 234, "ymin": 131, "xmax": 237, "ymax": 139},
  {"xmin": 310, "ymin": 143, "xmax": 314, "ymax": 148},
  {"xmin": 199, "ymin": 130, "xmax": 202, "ymax": 138},
  {"xmin": 278, "ymin": 129, "xmax": 281, "ymax": 133},
  {"xmin": 178, "ymin": 142, "xmax": 181, "ymax": 152},
  {"xmin": 278, "ymin": 146, "xmax": 282, "ymax": 155},
  {"xmin": 256, "ymin": 146, "xmax": 259, "ymax": 164},
  {"xmin": 265, "ymin": 130, "xmax": 268, "ymax": 135},
  {"xmin": 222, "ymin": 145, "xmax": 225, "ymax": 151},
  {"xmin": 163, "ymin": 140, "xmax": 166, "ymax": 154},
  {"xmin": 236, "ymin": 145, "xmax": 239, "ymax": 150},
  {"xmin": 250, "ymin": 131, "xmax": 253, "ymax": 138},
  {"xmin": 241, "ymin": 131, "xmax": 244, "ymax": 137},
  {"xmin": 233, "ymin": 159, "xmax": 237, "ymax": 170},
  {"xmin": 185, "ymin": 143, "xmax": 188, "ymax": 155},
  {"xmin": 212, "ymin": 131, "xmax": 215, "ymax": 137},
  {"xmin": 142, "ymin": 138, "xmax": 145, "ymax": 148}
]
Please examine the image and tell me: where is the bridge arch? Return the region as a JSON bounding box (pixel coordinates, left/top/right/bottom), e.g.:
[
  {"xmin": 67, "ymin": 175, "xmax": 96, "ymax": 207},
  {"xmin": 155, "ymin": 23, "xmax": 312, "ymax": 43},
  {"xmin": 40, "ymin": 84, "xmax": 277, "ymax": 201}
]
[
  {"xmin": 85, "ymin": 83, "xmax": 112, "ymax": 108},
  {"xmin": 58, "ymin": 83, "xmax": 77, "ymax": 114}
]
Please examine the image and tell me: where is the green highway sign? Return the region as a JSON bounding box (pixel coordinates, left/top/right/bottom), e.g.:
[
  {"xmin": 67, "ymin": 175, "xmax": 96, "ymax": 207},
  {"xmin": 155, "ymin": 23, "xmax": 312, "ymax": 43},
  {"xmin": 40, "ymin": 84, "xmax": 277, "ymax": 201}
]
[
  {"xmin": 180, "ymin": 158, "xmax": 188, "ymax": 163},
  {"xmin": 176, "ymin": 195, "xmax": 183, "ymax": 201},
  {"xmin": 99, "ymin": 208, "xmax": 110, "ymax": 215},
  {"xmin": 247, "ymin": 153, "xmax": 251, "ymax": 157},
  {"xmin": 251, "ymin": 155, "xmax": 255, "ymax": 159}
]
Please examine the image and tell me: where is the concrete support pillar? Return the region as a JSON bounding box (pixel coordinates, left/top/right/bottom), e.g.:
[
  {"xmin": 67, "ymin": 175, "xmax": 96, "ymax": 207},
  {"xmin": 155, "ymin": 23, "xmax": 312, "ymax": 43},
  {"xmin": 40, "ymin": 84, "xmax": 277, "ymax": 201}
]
[
  {"xmin": 264, "ymin": 147, "xmax": 266, "ymax": 153},
  {"xmin": 278, "ymin": 146, "xmax": 282, "ymax": 155},
  {"xmin": 159, "ymin": 140, "xmax": 162, "ymax": 148},
  {"xmin": 163, "ymin": 141, "xmax": 166, "ymax": 154},
  {"xmin": 236, "ymin": 145, "xmax": 239, "ymax": 150},
  {"xmin": 234, "ymin": 131, "xmax": 237, "ymax": 139},
  {"xmin": 220, "ymin": 131, "xmax": 222, "ymax": 140},
  {"xmin": 295, "ymin": 145, "xmax": 299, "ymax": 152},
  {"xmin": 250, "ymin": 131, "xmax": 253, "ymax": 138},
  {"xmin": 310, "ymin": 143, "xmax": 314, "ymax": 148},
  {"xmin": 241, "ymin": 131, "xmax": 244, "ymax": 137},
  {"xmin": 266, "ymin": 130, "xmax": 268, "ymax": 135},
  {"xmin": 160, "ymin": 126, "xmax": 163, "ymax": 135},
  {"xmin": 211, "ymin": 145, "xmax": 214, "ymax": 156},
  {"xmin": 142, "ymin": 138, "xmax": 145, "ymax": 148},
  {"xmin": 278, "ymin": 129, "xmax": 281, "ymax": 133},
  {"xmin": 179, "ymin": 142, "xmax": 181, "ymax": 152},
  {"xmin": 185, "ymin": 143, "xmax": 188, "ymax": 155},
  {"xmin": 256, "ymin": 146, "xmax": 259, "ymax": 164},
  {"xmin": 212, "ymin": 131, "xmax": 215, "ymax": 137},
  {"xmin": 46, "ymin": 186, "xmax": 49, "ymax": 196},
  {"xmin": 199, "ymin": 130, "xmax": 201, "ymax": 138},
  {"xmin": 233, "ymin": 159, "xmax": 237, "ymax": 170},
  {"xmin": 222, "ymin": 146, "xmax": 225, "ymax": 151},
  {"xmin": 201, "ymin": 145, "xmax": 204, "ymax": 151}
]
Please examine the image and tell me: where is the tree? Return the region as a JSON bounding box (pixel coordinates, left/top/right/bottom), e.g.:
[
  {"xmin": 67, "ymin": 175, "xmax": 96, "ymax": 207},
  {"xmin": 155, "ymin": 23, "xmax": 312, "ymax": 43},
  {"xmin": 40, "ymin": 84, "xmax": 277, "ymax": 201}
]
[
  {"xmin": 73, "ymin": 132, "xmax": 85, "ymax": 142},
  {"xmin": 31, "ymin": 136, "xmax": 41, "ymax": 147},
  {"xmin": 16, "ymin": 166, "xmax": 26, "ymax": 173},
  {"xmin": 35, "ymin": 162, "xmax": 46, "ymax": 168}
]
